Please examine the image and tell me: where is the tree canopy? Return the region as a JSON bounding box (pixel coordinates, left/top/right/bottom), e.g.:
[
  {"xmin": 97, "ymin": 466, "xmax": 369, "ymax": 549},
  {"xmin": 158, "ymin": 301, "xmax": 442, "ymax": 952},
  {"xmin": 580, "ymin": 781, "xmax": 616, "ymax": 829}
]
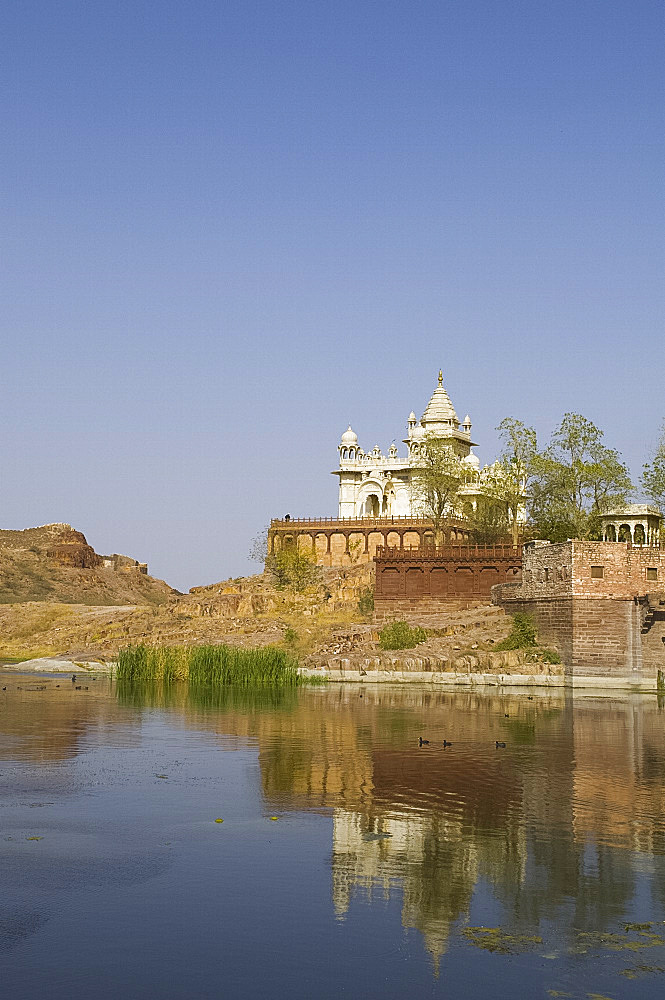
[
  {"xmin": 409, "ymin": 437, "xmax": 464, "ymax": 543},
  {"xmin": 478, "ymin": 418, "xmax": 537, "ymax": 545},
  {"xmin": 529, "ymin": 413, "xmax": 632, "ymax": 541},
  {"xmin": 642, "ymin": 426, "xmax": 665, "ymax": 511}
]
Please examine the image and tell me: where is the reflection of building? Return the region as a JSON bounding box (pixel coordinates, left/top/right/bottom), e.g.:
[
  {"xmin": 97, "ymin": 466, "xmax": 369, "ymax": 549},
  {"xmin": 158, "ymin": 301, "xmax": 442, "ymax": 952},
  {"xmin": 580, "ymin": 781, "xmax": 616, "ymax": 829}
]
[
  {"xmin": 331, "ymin": 807, "xmax": 480, "ymax": 970},
  {"xmin": 178, "ymin": 684, "xmax": 665, "ymax": 970}
]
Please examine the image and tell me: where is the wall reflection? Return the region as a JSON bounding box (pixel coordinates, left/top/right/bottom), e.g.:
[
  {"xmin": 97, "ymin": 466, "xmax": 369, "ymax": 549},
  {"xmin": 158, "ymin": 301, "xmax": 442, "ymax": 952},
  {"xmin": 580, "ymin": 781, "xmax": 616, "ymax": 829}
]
[
  {"xmin": 4, "ymin": 676, "xmax": 665, "ymax": 969},
  {"xmin": 181, "ymin": 685, "xmax": 665, "ymax": 968}
]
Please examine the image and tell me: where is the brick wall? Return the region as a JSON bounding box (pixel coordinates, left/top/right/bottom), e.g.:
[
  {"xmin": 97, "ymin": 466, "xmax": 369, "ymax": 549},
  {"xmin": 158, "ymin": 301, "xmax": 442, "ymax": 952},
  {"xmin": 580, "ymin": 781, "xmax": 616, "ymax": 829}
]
[
  {"xmin": 492, "ymin": 540, "xmax": 665, "ymax": 679},
  {"xmin": 509, "ymin": 539, "xmax": 665, "ymax": 600},
  {"xmin": 375, "ymin": 545, "xmax": 522, "ymax": 603},
  {"xmin": 374, "ymin": 595, "xmax": 487, "ymax": 620}
]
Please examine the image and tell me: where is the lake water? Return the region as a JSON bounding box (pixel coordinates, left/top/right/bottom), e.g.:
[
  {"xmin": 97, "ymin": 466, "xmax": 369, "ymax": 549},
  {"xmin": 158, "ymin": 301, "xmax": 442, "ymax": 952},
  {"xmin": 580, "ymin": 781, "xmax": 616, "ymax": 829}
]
[{"xmin": 2, "ymin": 674, "xmax": 665, "ymax": 999}]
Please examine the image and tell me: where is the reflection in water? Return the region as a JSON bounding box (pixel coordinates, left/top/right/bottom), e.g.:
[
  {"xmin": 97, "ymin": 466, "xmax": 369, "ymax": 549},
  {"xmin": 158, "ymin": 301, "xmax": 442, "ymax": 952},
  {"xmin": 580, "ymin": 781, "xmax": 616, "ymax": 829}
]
[
  {"xmin": 2, "ymin": 675, "xmax": 665, "ymax": 993},
  {"xmin": 109, "ymin": 682, "xmax": 665, "ymax": 971}
]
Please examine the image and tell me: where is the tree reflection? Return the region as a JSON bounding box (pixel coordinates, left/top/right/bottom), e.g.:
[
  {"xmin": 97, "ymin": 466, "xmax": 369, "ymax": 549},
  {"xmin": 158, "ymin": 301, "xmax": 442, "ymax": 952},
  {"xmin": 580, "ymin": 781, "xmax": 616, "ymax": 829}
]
[{"xmin": 112, "ymin": 680, "xmax": 665, "ymax": 969}]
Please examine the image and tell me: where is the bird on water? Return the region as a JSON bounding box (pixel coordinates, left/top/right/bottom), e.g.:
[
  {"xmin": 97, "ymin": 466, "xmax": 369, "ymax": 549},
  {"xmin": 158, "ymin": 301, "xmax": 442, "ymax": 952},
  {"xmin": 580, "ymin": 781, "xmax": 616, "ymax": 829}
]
[
  {"xmin": 419, "ymin": 737, "xmax": 430, "ymax": 746},
  {"xmin": 442, "ymin": 740, "xmax": 453, "ymax": 748},
  {"xmin": 496, "ymin": 741, "xmax": 506, "ymax": 748}
]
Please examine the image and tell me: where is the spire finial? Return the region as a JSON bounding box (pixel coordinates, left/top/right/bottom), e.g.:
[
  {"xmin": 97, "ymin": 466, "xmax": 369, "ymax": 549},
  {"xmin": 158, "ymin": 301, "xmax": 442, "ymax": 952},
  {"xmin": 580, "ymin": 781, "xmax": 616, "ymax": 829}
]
[{"xmin": 438, "ymin": 369, "xmax": 443, "ymax": 386}]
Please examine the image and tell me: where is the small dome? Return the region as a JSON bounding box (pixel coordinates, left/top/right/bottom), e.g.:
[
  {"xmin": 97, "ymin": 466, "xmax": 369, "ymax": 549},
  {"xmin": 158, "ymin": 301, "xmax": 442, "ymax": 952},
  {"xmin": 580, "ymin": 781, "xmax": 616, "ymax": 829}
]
[
  {"xmin": 463, "ymin": 414, "xmax": 471, "ymax": 425},
  {"xmin": 340, "ymin": 425, "xmax": 358, "ymax": 446},
  {"xmin": 464, "ymin": 451, "xmax": 480, "ymax": 469},
  {"xmin": 408, "ymin": 411, "xmax": 417, "ymax": 422}
]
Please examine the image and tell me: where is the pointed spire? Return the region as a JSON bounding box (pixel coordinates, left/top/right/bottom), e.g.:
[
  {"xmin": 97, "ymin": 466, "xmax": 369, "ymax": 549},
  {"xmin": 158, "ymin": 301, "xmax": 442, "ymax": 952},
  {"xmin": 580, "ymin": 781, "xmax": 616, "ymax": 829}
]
[{"xmin": 438, "ymin": 369, "xmax": 443, "ymax": 386}]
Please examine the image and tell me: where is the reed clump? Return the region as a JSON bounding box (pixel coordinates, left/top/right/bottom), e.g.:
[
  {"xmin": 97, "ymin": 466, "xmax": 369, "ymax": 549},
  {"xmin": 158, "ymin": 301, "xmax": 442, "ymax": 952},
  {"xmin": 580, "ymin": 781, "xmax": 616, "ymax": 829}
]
[{"xmin": 117, "ymin": 643, "xmax": 302, "ymax": 687}]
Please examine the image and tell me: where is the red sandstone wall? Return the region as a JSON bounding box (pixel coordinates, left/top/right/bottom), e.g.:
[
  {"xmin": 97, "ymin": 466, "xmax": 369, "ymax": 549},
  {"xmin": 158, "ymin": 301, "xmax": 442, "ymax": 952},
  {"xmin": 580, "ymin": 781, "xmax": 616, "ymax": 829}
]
[
  {"xmin": 267, "ymin": 518, "xmax": 470, "ymax": 568},
  {"xmin": 375, "ymin": 545, "xmax": 522, "ymax": 603},
  {"xmin": 374, "ymin": 596, "xmax": 486, "ymax": 620}
]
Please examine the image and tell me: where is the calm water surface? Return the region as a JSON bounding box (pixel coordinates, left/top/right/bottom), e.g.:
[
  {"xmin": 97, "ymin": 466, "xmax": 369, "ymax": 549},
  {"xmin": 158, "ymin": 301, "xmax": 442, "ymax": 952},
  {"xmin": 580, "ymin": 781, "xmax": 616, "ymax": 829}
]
[{"xmin": 2, "ymin": 674, "xmax": 665, "ymax": 999}]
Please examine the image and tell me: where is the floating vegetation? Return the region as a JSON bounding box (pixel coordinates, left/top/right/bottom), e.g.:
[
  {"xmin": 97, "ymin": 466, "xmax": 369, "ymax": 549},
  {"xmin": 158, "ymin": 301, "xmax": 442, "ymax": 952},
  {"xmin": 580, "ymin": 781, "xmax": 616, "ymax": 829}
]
[
  {"xmin": 576, "ymin": 930, "xmax": 665, "ymax": 953},
  {"xmin": 619, "ymin": 964, "xmax": 665, "ymax": 979},
  {"xmin": 117, "ymin": 644, "xmax": 305, "ymax": 688},
  {"xmin": 462, "ymin": 926, "xmax": 542, "ymax": 955}
]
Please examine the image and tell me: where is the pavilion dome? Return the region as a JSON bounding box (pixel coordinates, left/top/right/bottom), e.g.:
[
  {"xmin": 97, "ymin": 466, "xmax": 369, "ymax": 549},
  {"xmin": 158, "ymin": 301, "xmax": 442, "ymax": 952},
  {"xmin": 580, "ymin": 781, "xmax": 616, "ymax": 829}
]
[
  {"xmin": 464, "ymin": 451, "xmax": 480, "ymax": 469},
  {"xmin": 340, "ymin": 426, "xmax": 358, "ymax": 446}
]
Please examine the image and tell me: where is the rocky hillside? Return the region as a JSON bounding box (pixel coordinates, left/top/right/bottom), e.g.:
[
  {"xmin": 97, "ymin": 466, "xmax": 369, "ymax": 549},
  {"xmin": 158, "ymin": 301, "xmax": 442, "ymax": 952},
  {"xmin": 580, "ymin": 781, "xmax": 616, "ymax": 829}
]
[
  {"xmin": 0, "ymin": 539, "xmax": 544, "ymax": 673},
  {"xmin": 0, "ymin": 562, "xmax": 374, "ymax": 659},
  {"xmin": 0, "ymin": 523, "xmax": 176, "ymax": 606},
  {"xmin": 0, "ymin": 557, "xmax": 527, "ymax": 676}
]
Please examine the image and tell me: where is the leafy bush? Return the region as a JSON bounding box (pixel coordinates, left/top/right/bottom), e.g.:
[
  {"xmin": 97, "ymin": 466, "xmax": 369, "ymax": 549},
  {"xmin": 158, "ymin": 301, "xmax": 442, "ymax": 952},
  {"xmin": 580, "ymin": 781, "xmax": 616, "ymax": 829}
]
[
  {"xmin": 378, "ymin": 620, "xmax": 427, "ymax": 651},
  {"xmin": 266, "ymin": 549, "xmax": 320, "ymax": 592},
  {"xmin": 282, "ymin": 627, "xmax": 298, "ymax": 646},
  {"xmin": 496, "ymin": 613, "xmax": 537, "ymax": 650},
  {"xmin": 358, "ymin": 587, "xmax": 374, "ymax": 616},
  {"xmin": 539, "ymin": 648, "xmax": 561, "ymax": 664}
]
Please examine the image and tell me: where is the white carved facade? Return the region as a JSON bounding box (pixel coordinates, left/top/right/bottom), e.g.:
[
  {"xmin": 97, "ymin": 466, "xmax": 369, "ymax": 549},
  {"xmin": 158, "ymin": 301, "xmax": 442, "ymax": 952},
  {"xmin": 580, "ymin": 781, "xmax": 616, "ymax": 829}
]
[{"xmin": 334, "ymin": 372, "xmax": 487, "ymax": 519}]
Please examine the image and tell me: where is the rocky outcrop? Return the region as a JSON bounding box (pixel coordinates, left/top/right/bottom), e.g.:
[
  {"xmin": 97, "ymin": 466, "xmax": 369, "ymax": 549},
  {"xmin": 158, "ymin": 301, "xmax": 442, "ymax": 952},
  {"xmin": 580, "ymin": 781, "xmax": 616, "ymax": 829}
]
[
  {"xmin": 0, "ymin": 523, "xmax": 175, "ymax": 606},
  {"xmin": 46, "ymin": 528, "xmax": 101, "ymax": 569}
]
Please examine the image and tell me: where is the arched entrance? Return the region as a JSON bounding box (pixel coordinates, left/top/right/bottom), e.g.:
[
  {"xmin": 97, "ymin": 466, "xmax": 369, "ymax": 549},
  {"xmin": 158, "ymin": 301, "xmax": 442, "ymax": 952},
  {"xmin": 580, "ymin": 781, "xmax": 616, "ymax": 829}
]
[{"xmin": 364, "ymin": 494, "xmax": 381, "ymax": 517}]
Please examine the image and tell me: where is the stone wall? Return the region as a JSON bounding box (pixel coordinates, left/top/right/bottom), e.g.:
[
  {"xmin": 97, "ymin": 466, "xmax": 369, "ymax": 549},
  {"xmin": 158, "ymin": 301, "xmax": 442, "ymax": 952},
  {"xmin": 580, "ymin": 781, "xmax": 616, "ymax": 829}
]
[
  {"xmin": 492, "ymin": 540, "xmax": 665, "ymax": 681},
  {"xmin": 268, "ymin": 517, "xmax": 473, "ymax": 568},
  {"xmin": 374, "ymin": 544, "xmax": 522, "ymax": 615},
  {"xmin": 506, "ymin": 539, "xmax": 665, "ymax": 599},
  {"xmin": 374, "ymin": 596, "xmax": 488, "ymax": 620}
]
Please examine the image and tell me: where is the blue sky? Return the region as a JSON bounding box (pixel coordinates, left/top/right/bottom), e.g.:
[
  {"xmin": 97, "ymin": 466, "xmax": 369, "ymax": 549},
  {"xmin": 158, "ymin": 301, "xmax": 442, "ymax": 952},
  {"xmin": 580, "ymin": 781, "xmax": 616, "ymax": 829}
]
[{"xmin": 2, "ymin": 1, "xmax": 664, "ymax": 591}]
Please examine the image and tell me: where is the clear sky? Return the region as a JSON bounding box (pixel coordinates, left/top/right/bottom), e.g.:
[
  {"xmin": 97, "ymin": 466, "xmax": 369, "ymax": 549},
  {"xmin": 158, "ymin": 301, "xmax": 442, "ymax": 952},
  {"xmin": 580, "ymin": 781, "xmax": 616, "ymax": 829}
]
[{"xmin": 2, "ymin": 1, "xmax": 664, "ymax": 592}]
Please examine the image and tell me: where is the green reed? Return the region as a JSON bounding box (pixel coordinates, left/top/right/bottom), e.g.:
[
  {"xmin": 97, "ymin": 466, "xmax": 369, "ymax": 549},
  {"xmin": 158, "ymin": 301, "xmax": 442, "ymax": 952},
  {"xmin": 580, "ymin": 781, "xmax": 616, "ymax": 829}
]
[{"xmin": 116, "ymin": 643, "xmax": 303, "ymax": 687}]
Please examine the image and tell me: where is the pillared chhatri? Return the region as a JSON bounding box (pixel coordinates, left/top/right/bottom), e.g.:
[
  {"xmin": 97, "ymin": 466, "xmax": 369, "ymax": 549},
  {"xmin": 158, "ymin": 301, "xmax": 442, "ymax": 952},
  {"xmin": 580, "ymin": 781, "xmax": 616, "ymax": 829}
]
[
  {"xmin": 335, "ymin": 370, "xmax": 484, "ymax": 519},
  {"xmin": 268, "ymin": 372, "xmax": 511, "ymax": 567}
]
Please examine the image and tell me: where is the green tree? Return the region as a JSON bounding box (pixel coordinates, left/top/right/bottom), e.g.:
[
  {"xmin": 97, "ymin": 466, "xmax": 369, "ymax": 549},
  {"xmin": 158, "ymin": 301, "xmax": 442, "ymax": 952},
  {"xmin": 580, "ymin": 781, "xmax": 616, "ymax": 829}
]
[
  {"xmin": 466, "ymin": 494, "xmax": 510, "ymax": 544},
  {"xmin": 268, "ymin": 548, "xmax": 319, "ymax": 592},
  {"xmin": 642, "ymin": 425, "xmax": 665, "ymax": 510},
  {"xmin": 530, "ymin": 413, "xmax": 632, "ymax": 541},
  {"xmin": 489, "ymin": 418, "xmax": 538, "ymax": 545},
  {"xmin": 248, "ymin": 525, "xmax": 269, "ymax": 564},
  {"xmin": 410, "ymin": 436, "xmax": 464, "ymax": 544}
]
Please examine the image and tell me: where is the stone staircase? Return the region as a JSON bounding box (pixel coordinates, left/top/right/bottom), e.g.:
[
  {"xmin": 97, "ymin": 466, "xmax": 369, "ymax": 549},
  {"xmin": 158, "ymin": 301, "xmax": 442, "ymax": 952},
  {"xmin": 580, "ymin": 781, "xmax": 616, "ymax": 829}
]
[{"xmin": 640, "ymin": 593, "xmax": 665, "ymax": 672}]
